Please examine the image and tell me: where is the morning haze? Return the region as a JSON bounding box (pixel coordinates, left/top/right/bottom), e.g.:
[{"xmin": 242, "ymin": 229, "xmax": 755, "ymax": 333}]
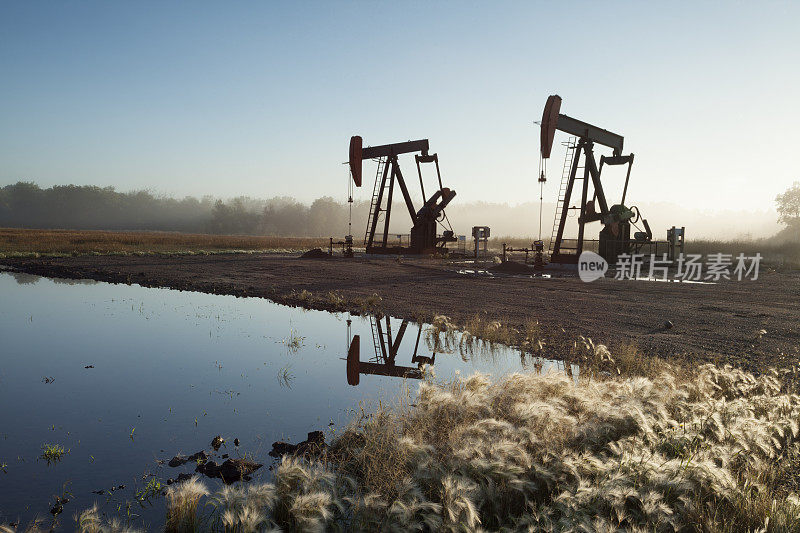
[
  {"xmin": 1, "ymin": 2, "xmax": 798, "ymax": 240},
  {"xmin": 3, "ymin": 3, "xmax": 800, "ymax": 531}
]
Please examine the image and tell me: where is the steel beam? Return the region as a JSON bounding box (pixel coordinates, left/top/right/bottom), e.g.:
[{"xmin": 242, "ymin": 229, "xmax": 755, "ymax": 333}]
[
  {"xmin": 361, "ymin": 139, "xmax": 430, "ymax": 159},
  {"xmin": 577, "ymin": 162, "xmax": 591, "ymax": 255},
  {"xmin": 356, "ymin": 361, "xmax": 423, "ymax": 380},
  {"xmin": 584, "ymin": 143, "xmax": 609, "ymax": 215},
  {"xmin": 390, "ymin": 320, "xmax": 408, "ymax": 360},
  {"xmin": 557, "ymin": 114, "xmax": 624, "ymax": 155},
  {"xmin": 382, "ymin": 165, "xmax": 395, "ymax": 249},
  {"xmin": 393, "ymin": 163, "xmax": 418, "ymax": 222}
]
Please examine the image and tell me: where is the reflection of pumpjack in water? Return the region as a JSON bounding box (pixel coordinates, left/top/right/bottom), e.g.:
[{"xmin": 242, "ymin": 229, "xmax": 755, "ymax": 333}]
[{"xmin": 345, "ymin": 316, "xmax": 436, "ymax": 386}]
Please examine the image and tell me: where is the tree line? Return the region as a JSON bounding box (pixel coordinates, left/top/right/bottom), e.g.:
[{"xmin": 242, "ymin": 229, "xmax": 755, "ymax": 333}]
[
  {"xmin": 1, "ymin": 180, "xmax": 797, "ymax": 240},
  {"xmin": 0, "ymin": 182, "xmax": 368, "ymax": 236}
]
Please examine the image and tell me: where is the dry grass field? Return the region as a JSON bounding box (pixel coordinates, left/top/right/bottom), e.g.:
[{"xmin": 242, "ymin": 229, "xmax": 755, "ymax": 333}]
[
  {"xmin": 3, "ymin": 228, "xmax": 797, "ymax": 268},
  {"xmin": 685, "ymin": 238, "xmax": 800, "ymax": 269},
  {"xmin": 0, "ymin": 228, "xmax": 328, "ymax": 257}
]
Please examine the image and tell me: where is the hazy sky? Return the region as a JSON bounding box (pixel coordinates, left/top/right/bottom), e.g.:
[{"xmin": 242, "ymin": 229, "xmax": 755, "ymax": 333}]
[{"xmin": 1, "ymin": 2, "xmax": 798, "ymax": 213}]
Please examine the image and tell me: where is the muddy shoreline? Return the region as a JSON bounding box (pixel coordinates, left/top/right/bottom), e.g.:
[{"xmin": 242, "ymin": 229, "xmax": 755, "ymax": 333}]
[{"xmin": 2, "ymin": 253, "xmax": 798, "ymax": 371}]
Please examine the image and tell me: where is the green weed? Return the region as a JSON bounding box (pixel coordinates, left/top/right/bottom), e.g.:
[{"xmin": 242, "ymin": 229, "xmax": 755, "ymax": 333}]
[
  {"xmin": 277, "ymin": 365, "xmax": 295, "ymax": 388},
  {"xmin": 136, "ymin": 477, "xmax": 165, "ymax": 505},
  {"xmin": 39, "ymin": 443, "xmax": 68, "ymax": 465},
  {"xmin": 282, "ymin": 329, "xmax": 305, "ymax": 352}
]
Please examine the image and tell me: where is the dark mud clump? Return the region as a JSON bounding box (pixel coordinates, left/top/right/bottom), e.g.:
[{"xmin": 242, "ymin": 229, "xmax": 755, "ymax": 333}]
[
  {"xmin": 167, "ymin": 441, "xmax": 260, "ymax": 484},
  {"xmin": 269, "ymin": 430, "xmax": 327, "ymax": 458},
  {"xmin": 195, "ymin": 458, "xmax": 262, "ymax": 484},
  {"xmin": 488, "ymin": 261, "xmax": 535, "ymax": 274},
  {"xmin": 50, "ymin": 496, "xmax": 69, "ymax": 517},
  {"xmin": 168, "ymin": 450, "xmax": 208, "ymax": 467},
  {"xmin": 167, "ymin": 472, "xmax": 194, "ymax": 485},
  {"xmin": 92, "ymin": 485, "xmax": 124, "ymax": 495},
  {"xmin": 300, "ymin": 248, "xmax": 330, "ymax": 259}
]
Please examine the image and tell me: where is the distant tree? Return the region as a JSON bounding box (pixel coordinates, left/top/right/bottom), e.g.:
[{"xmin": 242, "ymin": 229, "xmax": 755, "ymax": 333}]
[
  {"xmin": 208, "ymin": 198, "xmax": 262, "ymax": 235},
  {"xmin": 776, "ymin": 181, "xmax": 800, "ymax": 227},
  {"xmin": 307, "ymin": 196, "xmax": 347, "ymax": 237},
  {"xmin": 262, "ymin": 198, "xmax": 309, "ymax": 236}
]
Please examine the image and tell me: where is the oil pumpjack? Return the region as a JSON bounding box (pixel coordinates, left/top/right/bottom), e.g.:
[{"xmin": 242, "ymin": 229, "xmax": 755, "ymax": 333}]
[
  {"xmin": 539, "ymin": 95, "xmax": 654, "ymax": 265},
  {"xmin": 349, "ymin": 136, "xmax": 457, "ymax": 254}
]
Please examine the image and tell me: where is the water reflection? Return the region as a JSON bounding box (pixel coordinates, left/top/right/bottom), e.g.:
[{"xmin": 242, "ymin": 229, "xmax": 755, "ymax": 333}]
[
  {"xmin": 343, "ymin": 314, "xmax": 580, "ymax": 386},
  {"xmin": 7, "ymin": 272, "xmax": 100, "ymax": 286},
  {"xmin": 345, "ymin": 317, "xmax": 434, "ymax": 385},
  {"xmin": 0, "ymin": 272, "xmax": 574, "ymax": 528},
  {"xmin": 9, "ymin": 271, "xmax": 41, "ymax": 285},
  {"xmin": 51, "ymin": 277, "xmax": 99, "ymax": 286}
]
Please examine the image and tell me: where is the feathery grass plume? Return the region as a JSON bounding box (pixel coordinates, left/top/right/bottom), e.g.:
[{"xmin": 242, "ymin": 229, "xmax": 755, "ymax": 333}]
[
  {"xmin": 210, "ymin": 483, "xmax": 277, "ymax": 532},
  {"xmin": 210, "ymin": 485, "xmax": 248, "ymax": 516},
  {"xmin": 267, "ymin": 455, "xmax": 346, "ymax": 531},
  {"xmin": 75, "ymin": 505, "xmax": 143, "ymax": 533},
  {"xmin": 287, "ymin": 492, "xmax": 333, "ymax": 532},
  {"xmin": 440, "ymin": 476, "xmax": 480, "ymax": 529},
  {"xmin": 0, "ymin": 518, "xmax": 49, "ymax": 533},
  {"xmin": 76, "ymin": 506, "xmax": 101, "ymax": 533},
  {"xmin": 165, "ymin": 476, "xmax": 209, "ymax": 533}
]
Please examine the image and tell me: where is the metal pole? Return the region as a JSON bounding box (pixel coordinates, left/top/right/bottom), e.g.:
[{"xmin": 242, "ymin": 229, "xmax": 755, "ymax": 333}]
[
  {"xmin": 382, "ymin": 163, "xmax": 396, "ymax": 249},
  {"xmin": 538, "ymin": 181, "xmax": 544, "ymax": 241},
  {"xmin": 577, "ymin": 159, "xmax": 591, "ymax": 255},
  {"xmin": 621, "ymin": 157, "xmax": 634, "ymax": 205},
  {"xmin": 415, "ymin": 156, "xmax": 427, "ymax": 204}
]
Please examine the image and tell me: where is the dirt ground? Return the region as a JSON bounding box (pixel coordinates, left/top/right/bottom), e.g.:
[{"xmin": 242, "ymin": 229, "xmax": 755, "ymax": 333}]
[{"xmin": 2, "ymin": 253, "xmax": 798, "ymax": 371}]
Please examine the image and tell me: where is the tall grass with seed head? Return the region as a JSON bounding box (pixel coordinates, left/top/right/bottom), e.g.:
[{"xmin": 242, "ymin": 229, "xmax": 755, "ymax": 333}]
[
  {"xmin": 75, "ymin": 505, "xmax": 143, "ymax": 533},
  {"xmin": 0, "ymin": 520, "xmax": 46, "ymax": 533},
  {"xmin": 165, "ymin": 476, "xmax": 209, "ymax": 533}
]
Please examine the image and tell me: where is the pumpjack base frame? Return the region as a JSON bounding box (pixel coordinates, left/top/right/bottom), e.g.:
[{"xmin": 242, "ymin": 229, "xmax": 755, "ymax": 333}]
[
  {"xmin": 551, "ymin": 238, "xmax": 665, "ymax": 266},
  {"xmin": 549, "ymin": 253, "xmax": 580, "ymax": 265},
  {"xmin": 366, "ymin": 246, "xmax": 452, "ymax": 255}
]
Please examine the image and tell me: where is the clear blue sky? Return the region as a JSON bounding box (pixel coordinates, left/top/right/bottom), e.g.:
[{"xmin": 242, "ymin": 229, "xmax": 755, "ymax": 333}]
[{"xmin": 1, "ymin": 1, "xmax": 798, "ymax": 211}]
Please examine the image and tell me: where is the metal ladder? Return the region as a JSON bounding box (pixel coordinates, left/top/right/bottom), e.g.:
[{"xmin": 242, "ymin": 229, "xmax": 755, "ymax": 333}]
[
  {"xmin": 549, "ymin": 137, "xmax": 578, "ymax": 252},
  {"xmin": 368, "ymin": 315, "xmax": 384, "ymax": 363},
  {"xmin": 364, "ymin": 157, "xmax": 388, "ymax": 245}
]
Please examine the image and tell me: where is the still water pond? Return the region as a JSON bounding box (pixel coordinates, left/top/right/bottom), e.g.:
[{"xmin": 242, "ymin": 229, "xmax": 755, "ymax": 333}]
[{"xmin": 0, "ymin": 271, "xmax": 568, "ymax": 528}]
